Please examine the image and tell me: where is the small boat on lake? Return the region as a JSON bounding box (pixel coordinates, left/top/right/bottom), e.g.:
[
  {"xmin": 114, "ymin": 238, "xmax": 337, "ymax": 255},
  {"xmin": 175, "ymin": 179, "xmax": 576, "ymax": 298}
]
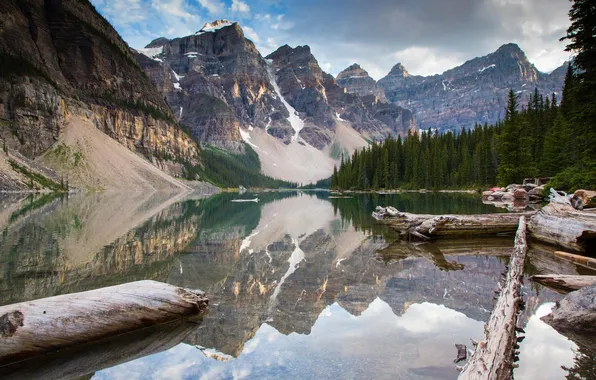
[{"xmin": 231, "ymin": 198, "xmax": 259, "ymax": 203}]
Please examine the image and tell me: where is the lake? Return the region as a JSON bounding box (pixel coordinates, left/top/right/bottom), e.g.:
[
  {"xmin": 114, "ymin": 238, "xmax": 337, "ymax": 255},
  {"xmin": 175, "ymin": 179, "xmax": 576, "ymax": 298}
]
[{"xmin": 0, "ymin": 191, "xmax": 590, "ymax": 379}]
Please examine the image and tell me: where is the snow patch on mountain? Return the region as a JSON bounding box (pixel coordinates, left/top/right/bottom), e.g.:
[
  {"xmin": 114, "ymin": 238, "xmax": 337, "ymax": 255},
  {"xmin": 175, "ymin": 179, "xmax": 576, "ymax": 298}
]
[
  {"xmin": 135, "ymin": 46, "xmax": 163, "ymax": 60},
  {"xmin": 478, "ymin": 64, "xmax": 496, "ymax": 74},
  {"xmin": 196, "ymin": 20, "xmax": 233, "ymax": 35},
  {"xmin": 267, "ymin": 66, "xmax": 304, "ymax": 142}
]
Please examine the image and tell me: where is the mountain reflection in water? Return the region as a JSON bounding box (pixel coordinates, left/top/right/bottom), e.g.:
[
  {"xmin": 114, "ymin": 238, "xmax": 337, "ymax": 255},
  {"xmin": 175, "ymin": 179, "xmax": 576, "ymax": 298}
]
[{"xmin": 0, "ymin": 191, "xmax": 590, "ymax": 379}]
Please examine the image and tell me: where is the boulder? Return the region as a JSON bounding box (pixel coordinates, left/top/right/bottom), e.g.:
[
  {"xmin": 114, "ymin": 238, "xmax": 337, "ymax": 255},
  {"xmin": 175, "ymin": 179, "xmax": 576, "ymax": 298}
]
[
  {"xmin": 574, "ymin": 190, "xmax": 596, "ymax": 209},
  {"xmin": 513, "ymin": 188, "xmax": 528, "ymax": 199},
  {"xmin": 528, "ymin": 186, "xmax": 545, "ymax": 197},
  {"xmin": 523, "ymin": 183, "xmax": 537, "ymax": 192},
  {"xmin": 542, "ymin": 285, "xmax": 596, "ymax": 352},
  {"xmin": 506, "ymin": 184, "xmax": 523, "ymax": 193}
]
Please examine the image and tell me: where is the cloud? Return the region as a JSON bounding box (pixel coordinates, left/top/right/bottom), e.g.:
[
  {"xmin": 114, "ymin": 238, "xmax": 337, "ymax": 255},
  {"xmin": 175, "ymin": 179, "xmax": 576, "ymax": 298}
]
[
  {"xmin": 198, "ymin": 0, "xmax": 225, "ymax": 14},
  {"xmin": 262, "ymin": 0, "xmax": 572, "ymax": 78},
  {"xmin": 91, "ymin": 0, "xmax": 573, "ymax": 79},
  {"xmin": 243, "ymin": 26, "xmax": 260, "ymax": 43},
  {"xmin": 231, "ymin": 0, "xmax": 251, "ymax": 14},
  {"xmin": 151, "ymin": 0, "xmax": 196, "ymax": 21}
]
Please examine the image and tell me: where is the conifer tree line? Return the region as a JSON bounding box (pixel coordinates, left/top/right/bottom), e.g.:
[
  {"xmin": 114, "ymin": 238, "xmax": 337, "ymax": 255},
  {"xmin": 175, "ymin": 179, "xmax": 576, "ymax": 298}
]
[{"xmin": 332, "ymin": 0, "xmax": 596, "ymax": 191}]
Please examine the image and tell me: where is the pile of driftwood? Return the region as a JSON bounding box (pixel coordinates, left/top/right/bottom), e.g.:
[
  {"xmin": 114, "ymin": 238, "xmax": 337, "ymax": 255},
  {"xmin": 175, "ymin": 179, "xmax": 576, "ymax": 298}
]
[
  {"xmin": 373, "ymin": 189, "xmax": 596, "ymax": 253},
  {"xmin": 373, "ymin": 189, "xmax": 596, "ymax": 378}
]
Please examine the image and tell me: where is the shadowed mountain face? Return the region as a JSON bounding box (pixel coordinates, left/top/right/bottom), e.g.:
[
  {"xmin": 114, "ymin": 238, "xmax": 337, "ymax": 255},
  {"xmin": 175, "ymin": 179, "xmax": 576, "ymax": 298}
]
[
  {"xmin": 0, "ymin": 0, "xmax": 200, "ymax": 188},
  {"xmin": 374, "ymin": 43, "xmax": 566, "ymax": 133},
  {"xmin": 1, "ymin": 192, "xmax": 588, "ymax": 379}
]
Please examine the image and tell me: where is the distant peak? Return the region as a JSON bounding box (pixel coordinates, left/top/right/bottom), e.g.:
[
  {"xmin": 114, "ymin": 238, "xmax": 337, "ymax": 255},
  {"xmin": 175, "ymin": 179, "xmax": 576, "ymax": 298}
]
[
  {"xmin": 145, "ymin": 37, "xmax": 169, "ymax": 49},
  {"xmin": 196, "ymin": 20, "xmax": 234, "ymax": 34},
  {"xmin": 337, "ymin": 63, "xmax": 370, "ymax": 79},
  {"xmin": 494, "ymin": 43, "xmax": 526, "ymax": 57},
  {"xmin": 389, "ymin": 62, "xmax": 409, "ymax": 77}
]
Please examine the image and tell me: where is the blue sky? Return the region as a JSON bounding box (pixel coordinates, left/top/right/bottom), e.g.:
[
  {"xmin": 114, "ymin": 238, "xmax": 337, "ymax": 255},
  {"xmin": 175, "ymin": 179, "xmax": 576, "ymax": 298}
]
[{"xmin": 91, "ymin": 0, "xmax": 573, "ymax": 79}]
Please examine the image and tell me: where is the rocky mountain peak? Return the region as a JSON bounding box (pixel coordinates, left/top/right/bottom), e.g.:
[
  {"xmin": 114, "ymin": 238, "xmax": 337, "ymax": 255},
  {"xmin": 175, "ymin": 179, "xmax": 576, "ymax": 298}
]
[
  {"xmin": 377, "ymin": 43, "xmax": 565, "ymax": 134},
  {"xmin": 336, "ymin": 63, "xmax": 369, "ymax": 79},
  {"xmin": 196, "ymin": 19, "xmax": 234, "ymax": 34},
  {"xmin": 388, "ymin": 63, "xmax": 410, "ymax": 77},
  {"xmin": 145, "ymin": 37, "xmax": 169, "ymax": 48}
]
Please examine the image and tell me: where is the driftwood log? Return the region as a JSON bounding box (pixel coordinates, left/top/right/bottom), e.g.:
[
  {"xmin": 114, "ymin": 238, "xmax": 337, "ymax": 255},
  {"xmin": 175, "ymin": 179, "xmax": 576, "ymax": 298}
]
[
  {"xmin": 374, "ymin": 189, "xmax": 596, "ymax": 252},
  {"xmin": 527, "ymin": 189, "xmax": 596, "ymax": 252},
  {"xmin": 458, "ymin": 216, "xmax": 527, "ymax": 380},
  {"xmin": 553, "ymin": 251, "xmax": 596, "ymax": 270},
  {"xmin": 0, "ymin": 280, "xmax": 208, "ymax": 366},
  {"xmin": 373, "ymin": 206, "xmax": 532, "ymax": 240},
  {"xmin": 531, "ymin": 275, "xmax": 596, "ymax": 294}
]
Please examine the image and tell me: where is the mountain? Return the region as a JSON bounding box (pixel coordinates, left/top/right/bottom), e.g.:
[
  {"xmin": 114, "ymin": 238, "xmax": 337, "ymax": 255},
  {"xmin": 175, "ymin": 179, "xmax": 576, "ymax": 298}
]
[
  {"xmin": 0, "ymin": 0, "xmax": 201, "ymax": 191},
  {"xmin": 375, "ymin": 43, "xmax": 566, "ymax": 132},
  {"xmin": 137, "ymin": 22, "xmax": 416, "ymax": 183},
  {"xmin": 336, "ymin": 64, "xmax": 387, "ymax": 101}
]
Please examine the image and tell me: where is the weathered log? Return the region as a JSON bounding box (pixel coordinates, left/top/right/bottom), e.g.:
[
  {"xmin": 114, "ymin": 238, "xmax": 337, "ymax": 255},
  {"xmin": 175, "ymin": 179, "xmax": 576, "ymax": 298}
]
[
  {"xmin": 458, "ymin": 216, "xmax": 527, "ymax": 380},
  {"xmin": 527, "ymin": 195, "xmax": 596, "ymax": 252},
  {"xmin": 553, "ymin": 251, "xmax": 596, "ymax": 270},
  {"xmin": 373, "ymin": 206, "xmax": 532, "ymax": 239},
  {"xmin": 531, "ymin": 274, "xmax": 596, "ymax": 293},
  {"xmin": 0, "ymin": 280, "xmax": 208, "ymax": 366},
  {"xmin": 0, "ymin": 318, "xmax": 201, "ymax": 380}
]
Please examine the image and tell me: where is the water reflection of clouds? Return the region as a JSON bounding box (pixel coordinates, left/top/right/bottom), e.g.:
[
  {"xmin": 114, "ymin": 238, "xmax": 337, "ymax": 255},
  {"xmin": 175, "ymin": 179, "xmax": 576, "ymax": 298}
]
[
  {"xmin": 95, "ymin": 299, "xmax": 485, "ymax": 380},
  {"xmin": 515, "ymin": 303, "xmax": 576, "ymax": 380}
]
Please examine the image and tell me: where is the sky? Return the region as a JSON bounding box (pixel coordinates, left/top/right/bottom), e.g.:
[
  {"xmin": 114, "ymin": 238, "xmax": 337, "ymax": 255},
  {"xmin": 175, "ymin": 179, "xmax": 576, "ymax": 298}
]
[{"xmin": 90, "ymin": 0, "xmax": 574, "ymax": 80}]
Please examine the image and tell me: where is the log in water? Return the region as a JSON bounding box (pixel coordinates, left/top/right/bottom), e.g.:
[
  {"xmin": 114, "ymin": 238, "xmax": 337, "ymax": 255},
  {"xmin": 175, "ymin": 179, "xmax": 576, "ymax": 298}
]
[
  {"xmin": 531, "ymin": 274, "xmax": 596, "ymax": 293},
  {"xmin": 458, "ymin": 216, "xmax": 527, "ymax": 380},
  {"xmin": 0, "ymin": 280, "xmax": 208, "ymax": 366}
]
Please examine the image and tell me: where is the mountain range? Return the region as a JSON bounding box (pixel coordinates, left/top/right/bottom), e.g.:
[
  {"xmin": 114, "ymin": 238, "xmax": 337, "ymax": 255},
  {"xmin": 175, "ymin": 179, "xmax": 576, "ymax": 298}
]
[{"xmin": 0, "ymin": 3, "xmax": 567, "ymax": 189}]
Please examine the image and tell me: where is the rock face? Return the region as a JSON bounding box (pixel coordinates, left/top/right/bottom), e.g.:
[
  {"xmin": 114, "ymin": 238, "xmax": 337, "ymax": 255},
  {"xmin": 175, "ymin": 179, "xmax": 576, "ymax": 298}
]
[
  {"xmin": 336, "ymin": 64, "xmax": 386, "ymax": 101},
  {"xmin": 265, "ymin": 45, "xmax": 416, "ymax": 147},
  {"xmin": 376, "ymin": 43, "xmax": 566, "ymax": 132},
  {"xmin": 0, "ymin": 0, "xmax": 200, "ymax": 187},
  {"xmin": 542, "ymin": 285, "xmax": 596, "ymax": 352},
  {"xmin": 138, "ymin": 29, "xmax": 416, "ymax": 152},
  {"xmin": 136, "ymin": 21, "xmax": 289, "ymax": 152}
]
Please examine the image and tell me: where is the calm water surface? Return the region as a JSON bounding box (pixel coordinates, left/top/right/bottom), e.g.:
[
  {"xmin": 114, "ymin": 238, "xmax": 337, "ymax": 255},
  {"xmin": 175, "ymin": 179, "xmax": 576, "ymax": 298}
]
[{"xmin": 0, "ymin": 191, "xmax": 591, "ymax": 379}]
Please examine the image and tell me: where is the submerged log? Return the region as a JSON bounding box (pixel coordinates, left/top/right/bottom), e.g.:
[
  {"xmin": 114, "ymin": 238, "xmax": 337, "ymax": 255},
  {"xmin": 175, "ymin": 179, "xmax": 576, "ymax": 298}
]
[
  {"xmin": 0, "ymin": 280, "xmax": 208, "ymax": 366},
  {"xmin": 553, "ymin": 251, "xmax": 596, "ymax": 270},
  {"xmin": 459, "ymin": 217, "xmax": 527, "ymax": 380},
  {"xmin": 373, "ymin": 206, "xmax": 531, "ymax": 239},
  {"xmin": 531, "ymin": 275, "xmax": 596, "ymax": 294}
]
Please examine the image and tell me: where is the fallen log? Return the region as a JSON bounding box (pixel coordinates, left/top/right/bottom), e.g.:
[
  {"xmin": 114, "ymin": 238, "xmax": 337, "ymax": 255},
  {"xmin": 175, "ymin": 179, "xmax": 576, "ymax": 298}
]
[
  {"xmin": 0, "ymin": 280, "xmax": 208, "ymax": 366},
  {"xmin": 373, "ymin": 206, "xmax": 532, "ymax": 239},
  {"xmin": 374, "ymin": 188, "xmax": 596, "ymax": 252},
  {"xmin": 527, "ymin": 189, "xmax": 596, "ymax": 252},
  {"xmin": 531, "ymin": 275, "xmax": 596, "ymax": 294},
  {"xmin": 553, "ymin": 251, "xmax": 596, "ymax": 270},
  {"xmin": 458, "ymin": 216, "xmax": 527, "ymax": 380}
]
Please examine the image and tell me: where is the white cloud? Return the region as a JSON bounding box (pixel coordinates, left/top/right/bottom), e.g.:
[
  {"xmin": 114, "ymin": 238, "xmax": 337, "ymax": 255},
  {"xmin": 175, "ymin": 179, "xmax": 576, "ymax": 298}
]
[
  {"xmin": 151, "ymin": 0, "xmax": 196, "ymax": 21},
  {"xmin": 391, "ymin": 46, "xmax": 465, "ymax": 76},
  {"xmin": 231, "ymin": 0, "xmax": 250, "ymax": 14},
  {"xmin": 243, "ymin": 26, "xmax": 260, "ymax": 43},
  {"xmin": 198, "ymin": 0, "xmax": 224, "ymax": 14}
]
